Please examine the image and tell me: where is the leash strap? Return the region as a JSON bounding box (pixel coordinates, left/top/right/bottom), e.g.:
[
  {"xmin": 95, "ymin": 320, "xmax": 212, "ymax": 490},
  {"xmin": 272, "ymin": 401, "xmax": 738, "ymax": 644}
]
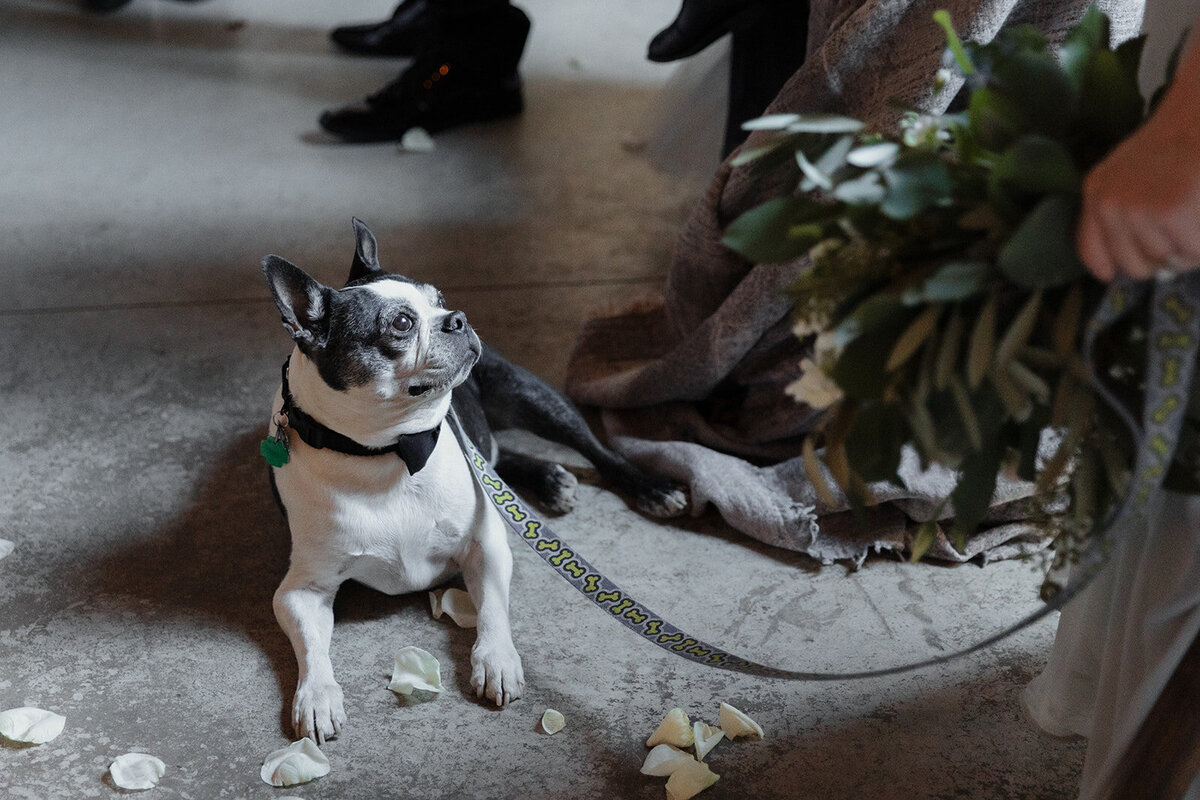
[{"xmin": 447, "ymin": 273, "xmax": 1200, "ymax": 680}]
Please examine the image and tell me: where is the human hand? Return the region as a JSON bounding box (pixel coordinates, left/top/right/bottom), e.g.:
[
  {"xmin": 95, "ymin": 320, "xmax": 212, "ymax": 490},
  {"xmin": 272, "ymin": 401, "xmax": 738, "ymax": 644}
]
[{"xmin": 1076, "ymin": 91, "xmax": 1200, "ymax": 283}]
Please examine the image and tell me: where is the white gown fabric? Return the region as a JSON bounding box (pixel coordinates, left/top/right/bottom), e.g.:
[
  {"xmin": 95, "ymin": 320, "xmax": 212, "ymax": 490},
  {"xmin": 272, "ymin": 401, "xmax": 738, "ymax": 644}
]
[{"xmin": 1021, "ymin": 4, "xmax": 1200, "ymax": 796}]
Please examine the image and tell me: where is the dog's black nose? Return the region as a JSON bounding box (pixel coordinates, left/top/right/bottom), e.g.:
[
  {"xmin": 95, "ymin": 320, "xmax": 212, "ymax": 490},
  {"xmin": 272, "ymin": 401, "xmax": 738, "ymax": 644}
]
[{"xmin": 441, "ymin": 310, "xmax": 467, "ymax": 333}]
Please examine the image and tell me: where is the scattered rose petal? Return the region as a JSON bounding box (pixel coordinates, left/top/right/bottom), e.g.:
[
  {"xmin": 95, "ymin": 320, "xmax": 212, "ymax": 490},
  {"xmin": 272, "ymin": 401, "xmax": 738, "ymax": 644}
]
[
  {"xmin": 692, "ymin": 721, "xmax": 725, "ymax": 761},
  {"xmin": 0, "ymin": 539, "xmax": 13, "ymax": 561},
  {"xmin": 665, "ymin": 758, "xmax": 719, "ymax": 800},
  {"xmin": 388, "ymin": 646, "xmax": 443, "ymax": 697},
  {"xmin": 640, "ymin": 744, "xmax": 693, "ymax": 776},
  {"xmin": 109, "ymin": 752, "xmax": 166, "ymax": 790},
  {"xmin": 429, "ymin": 590, "xmax": 444, "ymax": 620},
  {"xmin": 646, "ymin": 707, "xmax": 694, "ymax": 748},
  {"xmin": 718, "ymin": 702, "xmax": 763, "ymax": 739},
  {"xmin": 440, "ymin": 588, "xmax": 477, "ymax": 628},
  {"xmin": 0, "ymin": 707, "xmax": 65, "ymax": 744},
  {"xmin": 260, "ymin": 739, "xmax": 331, "ymax": 787},
  {"xmin": 540, "ymin": 709, "xmax": 565, "ymax": 735},
  {"xmin": 399, "ymin": 127, "xmax": 436, "ymax": 153}
]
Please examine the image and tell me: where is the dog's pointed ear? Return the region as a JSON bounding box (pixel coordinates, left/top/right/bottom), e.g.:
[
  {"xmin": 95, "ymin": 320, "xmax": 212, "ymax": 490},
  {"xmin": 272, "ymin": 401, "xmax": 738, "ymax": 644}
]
[
  {"xmin": 262, "ymin": 255, "xmax": 331, "ymax": 348},
  {"xmin": 347, "ymin": 217, "xmax": 382, "ymax": 284}
]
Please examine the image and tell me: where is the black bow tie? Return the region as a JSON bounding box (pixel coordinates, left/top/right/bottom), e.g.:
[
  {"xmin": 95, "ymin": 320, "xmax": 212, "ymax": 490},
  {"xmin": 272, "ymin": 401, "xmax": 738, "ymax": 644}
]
[{"xmin": 279, "ymin": 361, "xmax": 441, "ymax": 474}]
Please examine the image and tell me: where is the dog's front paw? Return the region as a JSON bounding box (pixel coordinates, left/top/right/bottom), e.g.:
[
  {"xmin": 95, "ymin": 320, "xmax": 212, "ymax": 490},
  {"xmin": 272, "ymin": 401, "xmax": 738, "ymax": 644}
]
[
  {"xmin": 292, "ymin": 680, "xmax": 346, "ymax": 745},
  {"xmin": 470, "ymin": 641, "xmax": 524, "ymax": 707},
  {"xmin": 635, "ymin": 479, "xmax": 689, "ymax": 519}
]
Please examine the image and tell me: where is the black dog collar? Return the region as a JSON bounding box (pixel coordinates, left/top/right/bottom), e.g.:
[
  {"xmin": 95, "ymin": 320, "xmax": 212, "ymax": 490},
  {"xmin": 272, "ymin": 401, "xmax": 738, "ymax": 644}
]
[{"xmin": 278, "ymin": 361, "xmax": 440, "ymax": 474}]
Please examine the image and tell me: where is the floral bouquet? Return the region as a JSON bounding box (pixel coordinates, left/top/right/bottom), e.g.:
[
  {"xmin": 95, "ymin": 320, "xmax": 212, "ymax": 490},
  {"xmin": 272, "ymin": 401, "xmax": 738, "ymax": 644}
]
[{"xmin": 722, "ymin": 7, "xmax": 1181, "ymax": 567}]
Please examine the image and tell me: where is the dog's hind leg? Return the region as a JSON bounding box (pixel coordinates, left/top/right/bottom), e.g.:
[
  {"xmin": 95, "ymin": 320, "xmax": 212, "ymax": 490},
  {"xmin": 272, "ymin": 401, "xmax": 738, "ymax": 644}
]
[
  {"xmin": 495, "ymin": 451, "xmax": 578, "ymax": 514},
  {"xmin": 474, "ymin": 346, "xmax": 687, "ymax": 518}
]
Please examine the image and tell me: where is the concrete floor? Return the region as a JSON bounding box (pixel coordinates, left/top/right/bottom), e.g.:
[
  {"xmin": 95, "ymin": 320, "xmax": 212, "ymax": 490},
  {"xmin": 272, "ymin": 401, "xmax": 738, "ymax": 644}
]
[{"xmin": 0, "ymin": 1, "xmax": 1084, "ymax": 798}]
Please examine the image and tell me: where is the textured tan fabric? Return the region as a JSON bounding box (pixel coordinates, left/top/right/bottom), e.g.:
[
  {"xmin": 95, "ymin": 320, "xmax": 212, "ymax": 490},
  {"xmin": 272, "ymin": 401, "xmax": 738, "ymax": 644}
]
[{"xmin": 566, "ymin": 0, "xmax": 1146, "ymax": 562}]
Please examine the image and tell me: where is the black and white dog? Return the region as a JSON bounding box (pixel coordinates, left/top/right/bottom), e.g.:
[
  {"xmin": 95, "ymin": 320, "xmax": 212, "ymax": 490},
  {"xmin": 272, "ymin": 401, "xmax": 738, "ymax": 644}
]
[{"xmin": 263, "ymin": 219, "xmax": 686, "ymax": 744}]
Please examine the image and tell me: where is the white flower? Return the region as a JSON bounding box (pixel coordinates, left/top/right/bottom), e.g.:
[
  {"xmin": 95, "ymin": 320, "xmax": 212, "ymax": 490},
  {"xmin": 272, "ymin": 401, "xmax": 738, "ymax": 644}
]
[{"xmin": 786, "ymin": 332, "xmax": 844, "ymax": 409}]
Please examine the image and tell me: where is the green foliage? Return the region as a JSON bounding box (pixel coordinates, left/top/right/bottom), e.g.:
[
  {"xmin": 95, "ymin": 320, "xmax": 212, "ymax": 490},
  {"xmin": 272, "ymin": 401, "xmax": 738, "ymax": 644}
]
[{"xmin": 723, "ymin": 6, "xmax": 1160, "ymax": 555}]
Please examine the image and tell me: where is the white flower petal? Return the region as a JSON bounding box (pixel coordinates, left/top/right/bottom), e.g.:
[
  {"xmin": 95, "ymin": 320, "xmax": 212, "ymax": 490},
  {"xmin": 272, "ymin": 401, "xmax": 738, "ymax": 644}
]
[
  {"xmin": 665, "ymin": 758, "xmax": 719, "ymax": 800},
  {"xmin": 429, "ymin": 589, "xmax": 444, "ymax": 620},
  {"xmin": 109, "ymin": 752, "xmax": 166, "ymax": 790},
  {"xmin": 399, "ymin": 127, "xmax": 436, "ymax": 153},
  {"xmin": 0, "ymin": 707, "xmax": 66, "ymax": 744},
  {"xmin": 646, "ymin": 707, "xmax": 694, "ymax": 748},
  {"xmin": 0, "ymin": 539, "xmax": 13, "ymax": 561},
  {"xmin": 718, "ymin": 702, "xmax": 764, "ymax": 739},
  {"xmin": 388, "ymin": 646, "xmax": 444, "ymax": 696},
  {"xmin": 260, "ymin": 739, "xmax": 331, "ymax": 787},
  {"xmin": 639, "ymin": 744, "xmax": 693, "ymax": 776},
  {"xmin": 692, "ymin": 721, "xmax": 725, "ymax": 761},
  {"xmin": 440, "ymin": 588, "xmax": 477, "ymax": 628},
  {"xmin": 540, "ymin": 709, "xmax": 565, "ymax": 735}
]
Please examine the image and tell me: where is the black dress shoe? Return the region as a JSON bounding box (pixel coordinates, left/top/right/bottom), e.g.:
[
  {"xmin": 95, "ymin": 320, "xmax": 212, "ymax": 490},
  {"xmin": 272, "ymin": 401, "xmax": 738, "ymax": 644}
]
[
  {"xmin": 330, "ymin": 0, "xmax": 431, "ymax": 58},
  {"xmin": 647, "ymin": 0, "xmax": 767, "ymax": 63},
  {"xmin": 321, "ymin": 3, "xmax": 529, "ymax": 142},
  {"xmin": 319, "ymin": 60, "xmax": 524, "ymax": 142}
]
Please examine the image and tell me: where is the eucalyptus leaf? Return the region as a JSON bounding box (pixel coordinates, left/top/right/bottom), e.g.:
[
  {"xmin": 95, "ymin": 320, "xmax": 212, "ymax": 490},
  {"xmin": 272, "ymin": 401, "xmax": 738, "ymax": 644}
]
[
  {"xmin": 991, "ymin": 135, "xmax": 1080, "ymax": 195},
  {"xmin": 741, "ymin": 113, "xmax": 801, "ymax": 131},
  {"xmin": 992, "ymin": 50, "xmax": 1076, "ymax": 139},
  {"xmin": 832, "ymin": 304, "xmax": 912, "ymax": 399},
  {"xmin": 1079, "ymin": 49, "xmax": 1145, "ymax": 149},
  {"xmin": 881, "ymin": 154, "xmax": 954, "ymax": 219},
  {"xmin": 722, "ymin": 197, "xmax": 833, "ymax": 264},
  {"xmin": 847, "ymin": 141, "xmax": 900, "ymax": 168},
  {"xmin": 901, "ymin": 260, "xmax": 990, "ymax": 305},
  {"xmin": 800, "ymin": 135, "xmax": 856, "ymax": 191},
  {"xmin": 785, "ymin": 113, "xmax": 866, "ymax": 134},
  {"xmin": 910, "ymin": 520, "xmax": 940, "ymax": 562},
  {"xmin": 950, "ymin": 436, "xmax": 1006, "ymax": 543},
  {"xmin": 968, "ymin": 87, "xmax": 1025, "ymax": 152},
  {"xmin": 844, "ymin": 402, "xmax": 907, "ymax": 482},
  {"xmin": 834, "ymin": 294, "xmax": 908, "ymax": 345},
  {"xmin": 832, "ymin": 172, "xmax": 886, "ymax": 204},
  {"xmin": 997, "ymin": 194, "xmax": 1086, "ymax": 289},
  {"xmin": 1059, "ymin": 4, "xmax": 1109, "ymax": 91}
]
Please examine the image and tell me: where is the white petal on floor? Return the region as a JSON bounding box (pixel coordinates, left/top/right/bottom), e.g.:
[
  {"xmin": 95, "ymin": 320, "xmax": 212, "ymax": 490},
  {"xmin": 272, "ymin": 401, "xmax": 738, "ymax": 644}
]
[
  {"xmin": 388, "ymin": 646, "xmax": 444, "ymax": 696},
  {"xmin": 0, "ymin": 707, "xmax": 66, "ymax": 744},
  {"xmin": 109, "ymin": 752, "xmax": 166, "ymax": 790},
  {"xmin": 639, "ymin": 744, "xmax": 693, "ymax": 776},
  {"xmin": 440, "ymin": 588, "xmax": 478, "ymax": 628},
  {"xmin": 718, "ymin": 702, "xmax": 764, "ymax": 739},
  {"xmin": 540, "ymin": 709, "xmax": 565, "ymax": 735},
  {"xmin": 260, "ymin": 739, "xmax": 331, "ymax": 787}
]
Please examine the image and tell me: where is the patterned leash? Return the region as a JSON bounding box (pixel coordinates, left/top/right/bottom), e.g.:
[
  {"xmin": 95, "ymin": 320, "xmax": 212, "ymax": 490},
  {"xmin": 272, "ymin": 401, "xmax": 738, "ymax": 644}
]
[{"xmin": 448, "ymin": 273, "xmax": 1200, "ymax": 680}]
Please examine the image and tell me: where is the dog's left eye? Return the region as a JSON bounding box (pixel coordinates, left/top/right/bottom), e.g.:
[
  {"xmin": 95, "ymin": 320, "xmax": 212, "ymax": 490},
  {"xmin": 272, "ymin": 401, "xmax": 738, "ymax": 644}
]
[{"xmin": 392, "ymin": 314, "xmax": 414, "ymax": 333}]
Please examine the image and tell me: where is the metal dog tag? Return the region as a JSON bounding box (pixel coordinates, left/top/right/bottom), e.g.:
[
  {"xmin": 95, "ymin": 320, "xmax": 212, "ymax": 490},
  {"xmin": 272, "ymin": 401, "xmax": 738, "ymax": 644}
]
[{"xmin": 260, "ymin": 413, "xmax": 291, "ymax": 468}]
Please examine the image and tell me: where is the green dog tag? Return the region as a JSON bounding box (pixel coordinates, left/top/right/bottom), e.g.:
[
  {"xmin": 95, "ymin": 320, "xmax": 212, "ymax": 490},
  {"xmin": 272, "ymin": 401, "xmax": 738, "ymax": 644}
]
[{"xmin": 260, "ymin": 435, "xmax": 290, "ymax": 468}]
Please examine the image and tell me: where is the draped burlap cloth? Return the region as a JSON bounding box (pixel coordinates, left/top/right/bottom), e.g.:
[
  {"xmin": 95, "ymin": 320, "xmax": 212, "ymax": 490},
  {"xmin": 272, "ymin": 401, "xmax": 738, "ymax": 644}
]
[{"xmin": 565, "ymin": 0, "xmax": 1145, "ymax": 564}]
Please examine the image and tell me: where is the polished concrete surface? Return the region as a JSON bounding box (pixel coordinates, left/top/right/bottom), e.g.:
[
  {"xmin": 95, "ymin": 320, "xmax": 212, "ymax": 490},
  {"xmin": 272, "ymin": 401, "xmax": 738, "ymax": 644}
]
[{"xmin": 1, "ymin": 1, "xmax": 1083, "ymax": 798}]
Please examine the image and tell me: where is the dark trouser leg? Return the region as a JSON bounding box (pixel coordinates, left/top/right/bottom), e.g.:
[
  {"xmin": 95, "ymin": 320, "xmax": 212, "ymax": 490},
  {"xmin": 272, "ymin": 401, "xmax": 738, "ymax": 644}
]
[{"xmin": 723, "ymin": 0, "xmax": 810, "ymax": 157}]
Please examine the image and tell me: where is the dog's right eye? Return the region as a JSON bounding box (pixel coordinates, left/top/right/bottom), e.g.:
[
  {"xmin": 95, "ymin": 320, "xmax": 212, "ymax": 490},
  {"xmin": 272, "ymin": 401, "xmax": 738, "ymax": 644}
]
[{"xmin": 392, "ymin": 314, "xmax": 414, "ymax": 333}]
